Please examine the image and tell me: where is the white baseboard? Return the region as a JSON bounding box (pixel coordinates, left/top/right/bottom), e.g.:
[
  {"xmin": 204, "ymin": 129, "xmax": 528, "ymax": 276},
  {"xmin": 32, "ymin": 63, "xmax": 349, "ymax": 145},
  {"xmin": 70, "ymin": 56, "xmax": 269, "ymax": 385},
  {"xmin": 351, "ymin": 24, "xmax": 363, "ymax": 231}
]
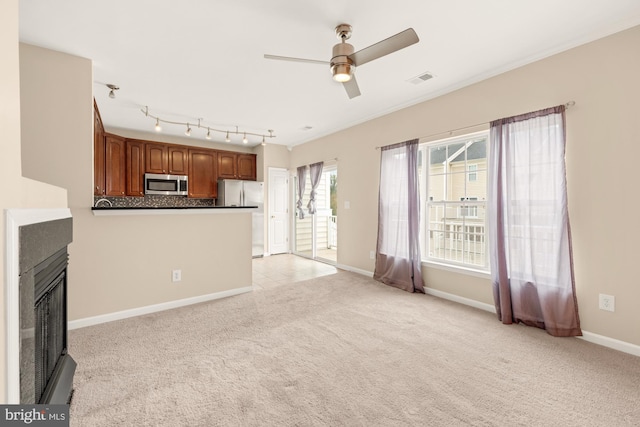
[
  {"xmin": 579, "ymin": 331, "xmax": 640, "ymax": 357},
  {"xmin": 69, "ymin": 286, "xmax": 253, "ymax": 330},
  {"xmin": 336, "ymin": 263, "xmax": 374, "ymax": 277},
  {"xmin": 424, "ymin": 287, "xmax": 497, "ymax": 313},
  {"xmin": 421, "ymin": 287, "xmax": 640, "ymax": 358}
]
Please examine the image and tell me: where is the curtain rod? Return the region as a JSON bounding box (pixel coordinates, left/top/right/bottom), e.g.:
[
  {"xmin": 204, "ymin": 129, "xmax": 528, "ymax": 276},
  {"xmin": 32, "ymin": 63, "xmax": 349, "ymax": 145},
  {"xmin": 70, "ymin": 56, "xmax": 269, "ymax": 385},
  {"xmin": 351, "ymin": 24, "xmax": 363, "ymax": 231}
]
[
  {"xmin": 296, "ymin": 158, "xmax": 338, "ymax": 169},
  {"xmin": 374, "ymin": 101, "xmax": 575, "ymax": 150}
]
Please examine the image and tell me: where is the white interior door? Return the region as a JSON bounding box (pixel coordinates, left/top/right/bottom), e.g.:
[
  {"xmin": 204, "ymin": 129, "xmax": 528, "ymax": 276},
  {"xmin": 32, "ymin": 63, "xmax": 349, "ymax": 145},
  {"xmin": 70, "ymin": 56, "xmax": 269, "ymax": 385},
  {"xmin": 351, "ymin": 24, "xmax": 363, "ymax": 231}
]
[{"xmin": 268, "ymin": 168, "xmax": 289, "ymax": 255}]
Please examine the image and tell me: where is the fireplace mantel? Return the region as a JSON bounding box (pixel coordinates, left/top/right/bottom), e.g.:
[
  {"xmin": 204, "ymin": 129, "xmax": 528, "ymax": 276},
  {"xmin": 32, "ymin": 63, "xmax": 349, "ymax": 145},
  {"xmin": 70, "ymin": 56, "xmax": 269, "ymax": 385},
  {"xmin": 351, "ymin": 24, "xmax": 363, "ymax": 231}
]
[{"xmin": 5, "ymin": 208, "xmax": 72, "ymax": 404}]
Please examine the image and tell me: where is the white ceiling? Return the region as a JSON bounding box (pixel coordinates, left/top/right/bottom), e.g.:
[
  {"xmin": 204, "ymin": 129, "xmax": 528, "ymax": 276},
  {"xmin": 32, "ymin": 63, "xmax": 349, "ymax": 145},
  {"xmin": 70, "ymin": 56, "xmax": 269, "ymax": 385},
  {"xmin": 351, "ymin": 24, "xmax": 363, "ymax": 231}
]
[{"xmin": 19, "ymin": 0, "xmax": 640, "ymax": 148}]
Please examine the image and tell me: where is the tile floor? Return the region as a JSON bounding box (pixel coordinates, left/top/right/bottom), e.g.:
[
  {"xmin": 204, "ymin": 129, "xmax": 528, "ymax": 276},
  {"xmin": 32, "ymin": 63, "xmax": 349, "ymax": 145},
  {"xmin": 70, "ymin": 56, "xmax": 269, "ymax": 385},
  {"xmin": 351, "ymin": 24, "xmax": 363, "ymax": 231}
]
[{"xmin": 252, "ymin": 254, "xmax": 338, "ymax": 290}]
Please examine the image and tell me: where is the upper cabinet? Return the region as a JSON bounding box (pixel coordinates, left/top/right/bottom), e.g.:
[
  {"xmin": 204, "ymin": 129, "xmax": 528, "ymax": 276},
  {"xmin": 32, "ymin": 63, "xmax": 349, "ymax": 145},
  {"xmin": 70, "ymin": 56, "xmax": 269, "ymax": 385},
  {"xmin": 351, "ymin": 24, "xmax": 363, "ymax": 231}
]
[
  {"xmin": 145, "ymin": 143, "xmax": 166, "ymax": 174},
  {"xmin": 104, "ymin": 133, "xmax": 126, "ymax": 197},
  {"xmin": 188, "ymin": 149, "xmax": 217, "ymax": 198},
  {"xmin": 126, "ymin": 140, "xmax": 145, "ymax": 197},
  {"xmin": 145, "ymin": 143, "xmax": 189, "ymax": 175},
  {"xmin": 237, "ymin": 153, "xmax": 257, "ymax": 180},
  {"xmin": 217, "ymin": 151, "xmax": 237, "ymax": 179},
  {"xmin": 168, "ymin": 146, "xmax": 189, "ymax": 175},
  {"xmin": 218, "ymin": 151, "xmax": 256, "ymax": 180}
]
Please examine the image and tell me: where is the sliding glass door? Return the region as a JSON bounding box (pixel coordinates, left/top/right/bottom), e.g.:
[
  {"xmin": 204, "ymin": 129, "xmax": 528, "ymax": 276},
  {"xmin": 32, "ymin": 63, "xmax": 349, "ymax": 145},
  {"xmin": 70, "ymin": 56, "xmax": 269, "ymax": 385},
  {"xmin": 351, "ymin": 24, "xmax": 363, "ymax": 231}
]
[{"xmin": 294, "ymin": 165, "xmax": 337, "ymax": 263}]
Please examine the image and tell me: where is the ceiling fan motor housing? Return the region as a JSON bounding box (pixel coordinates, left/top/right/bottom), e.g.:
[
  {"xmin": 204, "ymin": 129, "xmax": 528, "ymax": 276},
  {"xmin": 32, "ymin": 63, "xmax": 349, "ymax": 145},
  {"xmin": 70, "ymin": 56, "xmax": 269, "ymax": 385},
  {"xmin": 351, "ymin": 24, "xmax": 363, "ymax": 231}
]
[{"xmin": 331, "ymin": 41, "xmax": 355, "ymax": 81}]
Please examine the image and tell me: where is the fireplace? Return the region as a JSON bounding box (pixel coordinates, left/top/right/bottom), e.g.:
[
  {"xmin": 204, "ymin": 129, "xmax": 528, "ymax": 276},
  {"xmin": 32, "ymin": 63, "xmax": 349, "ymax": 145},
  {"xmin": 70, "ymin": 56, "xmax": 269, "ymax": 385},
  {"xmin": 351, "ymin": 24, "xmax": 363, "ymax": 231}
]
[{"xmin": 6, "ymin": 209, "xmax": 75, "ymax": 404}]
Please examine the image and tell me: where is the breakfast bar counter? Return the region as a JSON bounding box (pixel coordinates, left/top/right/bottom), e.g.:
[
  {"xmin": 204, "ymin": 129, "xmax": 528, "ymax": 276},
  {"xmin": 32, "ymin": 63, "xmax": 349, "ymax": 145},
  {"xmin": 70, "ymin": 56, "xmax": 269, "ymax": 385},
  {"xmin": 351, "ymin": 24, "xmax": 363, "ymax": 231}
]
[{"xmin": 91, "ymin": 206, "xmax": 257, "ymax": 216}]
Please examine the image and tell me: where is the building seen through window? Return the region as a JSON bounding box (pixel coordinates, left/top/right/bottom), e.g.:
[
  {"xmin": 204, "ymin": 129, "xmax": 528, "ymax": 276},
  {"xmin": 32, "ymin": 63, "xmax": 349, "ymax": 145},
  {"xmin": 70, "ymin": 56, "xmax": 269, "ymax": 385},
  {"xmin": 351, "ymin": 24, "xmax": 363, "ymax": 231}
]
[{"xmin": 418, "ymin": 132, "xmax": 488, "ymax": 270}]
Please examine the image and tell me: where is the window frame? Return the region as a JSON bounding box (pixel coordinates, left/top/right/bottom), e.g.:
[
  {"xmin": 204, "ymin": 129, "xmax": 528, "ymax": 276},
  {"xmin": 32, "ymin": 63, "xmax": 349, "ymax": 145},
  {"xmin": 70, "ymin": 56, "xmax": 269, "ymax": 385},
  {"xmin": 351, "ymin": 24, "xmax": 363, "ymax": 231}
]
[{"xmin": 418, "ymin": 130, "xmax": 490, "ymax": 274}]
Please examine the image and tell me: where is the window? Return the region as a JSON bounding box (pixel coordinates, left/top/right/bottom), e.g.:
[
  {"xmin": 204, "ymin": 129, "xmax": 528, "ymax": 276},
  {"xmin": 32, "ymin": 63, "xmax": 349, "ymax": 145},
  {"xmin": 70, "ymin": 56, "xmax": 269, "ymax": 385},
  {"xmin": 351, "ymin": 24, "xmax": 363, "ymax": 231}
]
[
  {"xmin": 468, "ymin": 164, "xmax": 478, "ymax": 182},
  {"xmin": 418, "ymin": 132, "xmax": 489, "ymax": 270}
]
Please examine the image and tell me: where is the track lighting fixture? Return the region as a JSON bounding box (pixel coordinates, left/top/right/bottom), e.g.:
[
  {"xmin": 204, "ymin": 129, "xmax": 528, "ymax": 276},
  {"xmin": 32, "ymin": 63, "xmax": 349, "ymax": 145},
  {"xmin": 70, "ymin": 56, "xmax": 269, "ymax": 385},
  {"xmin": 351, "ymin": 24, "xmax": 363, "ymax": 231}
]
[
  {"xmin": 106, "ymin": 83, "xmax": 119, "ymax": 99},
  {"xmin": 261, "ymin": 136, "xmax": 266, "ymax": 146},
  {"xmin": 141, "ymin": 106, "xmax": 276, "ymax": 144}
]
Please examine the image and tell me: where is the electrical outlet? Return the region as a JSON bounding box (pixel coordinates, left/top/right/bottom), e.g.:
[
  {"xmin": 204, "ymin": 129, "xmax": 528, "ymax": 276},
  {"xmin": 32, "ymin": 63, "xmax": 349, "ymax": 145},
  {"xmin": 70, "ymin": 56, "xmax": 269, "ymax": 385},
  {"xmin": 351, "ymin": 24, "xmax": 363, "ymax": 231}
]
[
  {"xmin": 369, "ymin": 250, "xmax": 375, "ymax": 260},
  {"xmin": 172, "ymin": 269, "xmax": 182, "ymax": 282},
  {"xmin": 599, "ymin": 294, "xmax": 615, "ymax": 312}
]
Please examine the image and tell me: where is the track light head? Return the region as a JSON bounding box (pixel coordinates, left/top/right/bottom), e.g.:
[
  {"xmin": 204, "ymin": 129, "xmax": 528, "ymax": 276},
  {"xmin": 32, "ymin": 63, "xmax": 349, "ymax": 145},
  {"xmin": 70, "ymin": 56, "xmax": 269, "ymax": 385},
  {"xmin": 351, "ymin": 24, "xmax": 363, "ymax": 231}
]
[
  {"xmin": 225, "ymin": 131, "xmax": 231, "ymax": 143},
  {"xmin": 242, "ymin": 133, "xmax": 248, "ymax": 144},
  {"xmin": 106, "ymin": 83, "xmax": 119, "ymax": 99},
  {"xmin": 185, "ymin": 124, "xmax": 191, "ymax": 136},
  {"xmin": 155, "ymin": 118, "xmax": 162, "ymax": 132},
  {"xmin": 206, "ymin": 128, "xmax": 211, "ymax": 140}
]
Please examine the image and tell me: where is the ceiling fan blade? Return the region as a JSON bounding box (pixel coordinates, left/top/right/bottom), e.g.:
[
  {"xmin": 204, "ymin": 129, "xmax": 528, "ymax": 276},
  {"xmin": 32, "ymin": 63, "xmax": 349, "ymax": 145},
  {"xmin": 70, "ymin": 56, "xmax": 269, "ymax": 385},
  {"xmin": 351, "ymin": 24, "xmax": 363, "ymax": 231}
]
[
  {"xmin": 349, "ymin": 28, "xmax": 419, "ymax": 67},
  {"xmin": 343, "ymin": 75, "xmax": 361, "ymax": 99},
  {"xmin": 264, "ymin": 54, "xmax": 329, "ymax": 65}
]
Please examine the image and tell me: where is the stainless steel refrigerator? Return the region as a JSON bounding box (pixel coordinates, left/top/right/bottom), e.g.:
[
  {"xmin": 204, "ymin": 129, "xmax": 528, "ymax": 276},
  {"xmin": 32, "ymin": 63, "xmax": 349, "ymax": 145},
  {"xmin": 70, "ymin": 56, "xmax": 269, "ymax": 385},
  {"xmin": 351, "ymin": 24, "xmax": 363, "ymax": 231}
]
[{"xmin": 216, "ymin": 179, "xmax": 264, "ymax": 257}]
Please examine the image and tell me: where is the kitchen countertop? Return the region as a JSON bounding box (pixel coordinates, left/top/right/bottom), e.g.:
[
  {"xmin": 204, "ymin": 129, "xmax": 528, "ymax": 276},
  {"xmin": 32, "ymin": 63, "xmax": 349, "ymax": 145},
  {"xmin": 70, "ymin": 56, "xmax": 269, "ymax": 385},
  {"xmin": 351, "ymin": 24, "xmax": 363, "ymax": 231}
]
[{"xmin": 91, "ymin": 206, "xmax": 258, "ymax": 216}]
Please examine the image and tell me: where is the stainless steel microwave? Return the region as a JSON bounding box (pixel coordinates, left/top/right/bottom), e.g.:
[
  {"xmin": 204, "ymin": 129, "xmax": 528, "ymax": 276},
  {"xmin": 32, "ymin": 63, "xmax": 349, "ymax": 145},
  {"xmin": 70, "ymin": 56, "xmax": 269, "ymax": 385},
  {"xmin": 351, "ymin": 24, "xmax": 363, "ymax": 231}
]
[{"xmin": 144, "ymin": 173, "xmax": 188, "ymax": 196}]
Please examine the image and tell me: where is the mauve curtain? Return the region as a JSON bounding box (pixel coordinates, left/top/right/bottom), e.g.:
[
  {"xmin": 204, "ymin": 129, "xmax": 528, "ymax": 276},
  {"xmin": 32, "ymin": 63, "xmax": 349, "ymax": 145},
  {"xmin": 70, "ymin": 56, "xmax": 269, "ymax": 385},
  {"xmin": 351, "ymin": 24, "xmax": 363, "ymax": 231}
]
[
  {"xmin": 374, "ymin": 139, "xmax": 424, "ymax": 293},
  {"xmin": 488, "ymin": 105, "xmax": 581, "ymax": 337},
  {"xmin": 296, "ymin": 166, "xmax": 307, "ymax": 219},
  {"xmin": 307, "ymin": 162, "xmax": 324, "ymax": 215}
]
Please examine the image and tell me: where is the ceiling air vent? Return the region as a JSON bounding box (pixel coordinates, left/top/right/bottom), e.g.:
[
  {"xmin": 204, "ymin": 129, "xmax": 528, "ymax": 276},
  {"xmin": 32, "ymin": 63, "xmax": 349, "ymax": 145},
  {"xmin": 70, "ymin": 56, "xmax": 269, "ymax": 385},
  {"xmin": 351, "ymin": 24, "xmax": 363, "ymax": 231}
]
[{"xmin": 408, "ymin": 72, "xmax": 434, "ymax": 85}]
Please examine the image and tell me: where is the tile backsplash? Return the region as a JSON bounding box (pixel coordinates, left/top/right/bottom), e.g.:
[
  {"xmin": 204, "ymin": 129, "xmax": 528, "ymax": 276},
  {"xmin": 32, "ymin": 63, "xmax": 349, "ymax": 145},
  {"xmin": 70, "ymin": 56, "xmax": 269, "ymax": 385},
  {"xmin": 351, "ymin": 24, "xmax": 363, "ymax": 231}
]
[{"xmin": 93, "ymin": 195, "xmax": 215, "ymax": 208}]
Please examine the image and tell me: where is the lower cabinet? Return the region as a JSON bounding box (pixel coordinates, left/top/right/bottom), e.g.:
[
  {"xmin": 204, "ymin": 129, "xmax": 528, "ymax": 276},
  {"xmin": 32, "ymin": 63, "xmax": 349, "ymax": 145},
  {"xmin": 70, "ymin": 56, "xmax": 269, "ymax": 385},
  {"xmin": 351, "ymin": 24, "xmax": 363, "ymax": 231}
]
[{"xmin": 188, "ymin": 149, "xmax": 217, "ymax": 198}]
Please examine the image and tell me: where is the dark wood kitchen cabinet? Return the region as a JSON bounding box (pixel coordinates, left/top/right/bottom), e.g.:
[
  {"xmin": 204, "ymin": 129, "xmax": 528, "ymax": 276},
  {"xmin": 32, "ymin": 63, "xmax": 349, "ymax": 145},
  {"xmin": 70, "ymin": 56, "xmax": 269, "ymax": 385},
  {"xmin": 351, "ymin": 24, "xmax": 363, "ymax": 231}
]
[
  {"xmin": 104, "ymin": 133, "xmax": 126, "ymax": 196},
  {"xmin": 94, "ymin": 99, "xmax": 105, "ymax": 195},
  {"xmin": 145, "ymin": 142, "xmax": 188, "ymax": 175},
  {"xmin": 188, "ymin": 149, "xmax": 217, "ymax": 198},
  {"xmin": 217, "ymin": 151, "xmax": 256, "ymax": 180},
  {"xmin": 237, "ymin": 153, "xmax": 257, "ymax": 180},
  {"xmin": 126, "ymin": 140, "xmax": 145, "ymax": 196},
  {"xmin": 217, "ymin": 151, "xmax": 237, "ymax": 179},
  {"xmin": 168, "ymin": 146, "xmax": 189, "ymax": 175}
]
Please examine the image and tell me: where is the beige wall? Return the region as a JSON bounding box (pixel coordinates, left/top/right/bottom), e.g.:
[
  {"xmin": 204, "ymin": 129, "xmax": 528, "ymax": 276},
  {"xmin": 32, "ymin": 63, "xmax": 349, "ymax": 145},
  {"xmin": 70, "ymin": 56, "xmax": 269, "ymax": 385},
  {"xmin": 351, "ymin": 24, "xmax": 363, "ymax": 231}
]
[
  {"xmin": 1, "ymin": 2, "xmax": 68, "ymax": 403},
  {"xmin": 291, "ymin": 25, "xmax": 640, "ymax": 347},
  {"xmin": 19, "ymin": 45, "xmax": 252, "ymax": 325}
]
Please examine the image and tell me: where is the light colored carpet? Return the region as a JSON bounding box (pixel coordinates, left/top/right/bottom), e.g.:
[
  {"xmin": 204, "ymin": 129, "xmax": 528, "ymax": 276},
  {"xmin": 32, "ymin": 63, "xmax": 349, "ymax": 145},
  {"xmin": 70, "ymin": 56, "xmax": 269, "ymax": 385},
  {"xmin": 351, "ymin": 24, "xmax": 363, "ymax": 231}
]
[{"xmin": 68, "ymin": 267, "xmax": 640, "ymax": 426}]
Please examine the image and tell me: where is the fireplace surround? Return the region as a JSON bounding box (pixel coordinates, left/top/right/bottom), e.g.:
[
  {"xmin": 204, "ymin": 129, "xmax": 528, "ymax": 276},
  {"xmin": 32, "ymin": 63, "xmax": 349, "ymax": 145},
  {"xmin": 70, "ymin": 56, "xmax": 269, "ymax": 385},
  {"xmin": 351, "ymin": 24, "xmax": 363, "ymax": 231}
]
[{"xmin": 5, "ymin": 209, "xmax": 74, "ymax": 404}]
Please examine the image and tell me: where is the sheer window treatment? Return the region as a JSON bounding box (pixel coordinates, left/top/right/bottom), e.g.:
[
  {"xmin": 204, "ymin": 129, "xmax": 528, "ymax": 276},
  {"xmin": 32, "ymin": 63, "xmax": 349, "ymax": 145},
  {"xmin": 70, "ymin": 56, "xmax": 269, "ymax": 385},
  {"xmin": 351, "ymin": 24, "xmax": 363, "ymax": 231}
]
[
  {"xmin": 307, "ymin": 162, "xmax": 324, "ymax": 215},
  {"xmin": 296, "ymin": 166, "xmax": 307, "ymax": 219},
  {"xmin": 374, "ymin": 139, "xmax": 425, "ymax": 293},
  {"xmin": 488, "ymin": 105, "xmax": 581, "ymax": 337}
]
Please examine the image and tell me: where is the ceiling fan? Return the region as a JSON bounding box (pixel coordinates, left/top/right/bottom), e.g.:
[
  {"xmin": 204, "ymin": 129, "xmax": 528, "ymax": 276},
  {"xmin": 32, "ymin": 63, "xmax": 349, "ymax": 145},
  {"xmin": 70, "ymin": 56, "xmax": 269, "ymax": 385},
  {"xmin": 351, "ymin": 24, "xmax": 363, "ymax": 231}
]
[{"xmin": 264, "ymin": 24, "xmax": 419, "ymax": 99}]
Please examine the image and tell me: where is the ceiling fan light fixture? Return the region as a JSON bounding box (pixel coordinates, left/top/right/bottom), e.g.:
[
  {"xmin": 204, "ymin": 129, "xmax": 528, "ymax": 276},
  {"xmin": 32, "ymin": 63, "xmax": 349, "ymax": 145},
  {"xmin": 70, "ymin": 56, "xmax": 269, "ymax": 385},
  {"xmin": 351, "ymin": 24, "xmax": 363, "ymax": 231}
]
[{"xmin": 332, "ymin": 63, "xmax": 353, "ymax": 82}]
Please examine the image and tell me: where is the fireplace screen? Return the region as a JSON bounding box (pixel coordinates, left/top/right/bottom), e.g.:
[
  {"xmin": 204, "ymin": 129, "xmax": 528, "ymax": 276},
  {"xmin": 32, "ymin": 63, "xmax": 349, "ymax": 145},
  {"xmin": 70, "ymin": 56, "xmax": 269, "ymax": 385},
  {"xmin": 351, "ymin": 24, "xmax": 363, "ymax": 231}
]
[
  {"xmin": 20, "ymin": 245, "xmax": 75, "ymax": 404},
  {"xmin": 34, "ymin": 258, "xmax": 67, "ymax": 403}
]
